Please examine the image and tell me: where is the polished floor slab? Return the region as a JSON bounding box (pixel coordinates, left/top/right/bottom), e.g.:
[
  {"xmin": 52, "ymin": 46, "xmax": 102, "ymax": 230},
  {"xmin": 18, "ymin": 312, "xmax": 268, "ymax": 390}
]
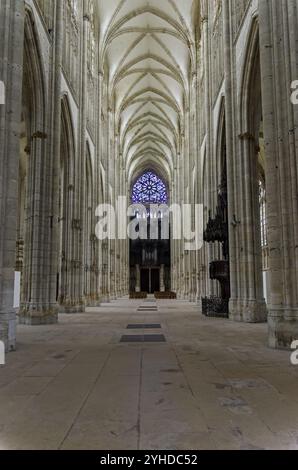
[{"xmin": 0, "ymin": 298, "xmax": 297, "ymax": 450}]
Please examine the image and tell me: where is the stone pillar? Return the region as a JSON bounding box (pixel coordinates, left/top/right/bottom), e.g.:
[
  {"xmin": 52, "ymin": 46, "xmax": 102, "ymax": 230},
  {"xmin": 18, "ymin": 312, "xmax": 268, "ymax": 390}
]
[
  {"xmin": 259, "ymin": 0, "xmax": 298, "ymax": 348},
  {"xmin": 0, "ymin": 0, "xmax": 25, "ymax": 349},
  {"xmin": 201, "ymin": 3, "xmax": 215, "ymax": 307},
  {"xmin": 101, "ymin": 241, "xmax": 109, "ymax": 302},
  {"xmin": 19, "ymin": 1, "xmax": 63, "ymax": 325},
  {"xmin": 96, "ymin": 71, "xmax": 104, "ymax": 304},
  {"xmin": 100, "ymin": 75, "xmax": 110, "ymax": 303},
  {"xmin": 222, "ymin": 0, "xmax": 267, "ymax": 324},
  {"xmin": 72, "ymin": 5, "xmax": 90, "ymax": 313},
  {"xmin": 119, "ymin": 164, "xmax": 127, "ymax": 297}
]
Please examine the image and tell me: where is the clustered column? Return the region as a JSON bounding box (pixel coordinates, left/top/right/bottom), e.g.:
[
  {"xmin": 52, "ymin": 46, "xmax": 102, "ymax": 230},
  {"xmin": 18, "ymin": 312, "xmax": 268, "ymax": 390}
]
[{"xmin": 0, "ymin": 0, "xmax": 25, "ymax": 349}]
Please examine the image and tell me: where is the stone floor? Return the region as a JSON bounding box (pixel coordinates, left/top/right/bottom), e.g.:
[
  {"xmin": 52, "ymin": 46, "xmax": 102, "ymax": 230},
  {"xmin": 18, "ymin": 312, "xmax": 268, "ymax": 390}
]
[{"xmin": 0, "ymin": 297, "xmax": 298, "ymax": 450}]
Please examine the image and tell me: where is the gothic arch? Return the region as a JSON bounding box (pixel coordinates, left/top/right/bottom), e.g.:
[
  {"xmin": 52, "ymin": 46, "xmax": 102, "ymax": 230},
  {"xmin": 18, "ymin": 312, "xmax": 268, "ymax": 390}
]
[
  {"xmin": 19, "ymin": 8, "xmax": 48, "ymax": 314},
  {"xmin": 61, "ymin": 95, "xmax": 76, "ymax": 184},
  {"xmin": 85, "ymin": 141, "xmax": 94, "ymax": 214},
  {"xmin": 58, "ymin": 95, "xmax": 76, "ymax": 309},
  {"xmin": 239, "ymin": 16, "xmax": 261, "ymax": 138},
  {"xmin": 234, "ymin": 16, "xmax": 267, "ymax": 322},
  {"xmin": 99, "ymin": 164, "xmax": 106, "ymax": 205},
  {"xmin": 215, "ymin": 97, "xmax": 227, "ymax": 188},
  {"xmin": 23, "ymin": 7, "xmax": 46, "ymax": 131},
  {"xmin": 97, "ymin": 1, "xmax": 198, "ymax": 197}
]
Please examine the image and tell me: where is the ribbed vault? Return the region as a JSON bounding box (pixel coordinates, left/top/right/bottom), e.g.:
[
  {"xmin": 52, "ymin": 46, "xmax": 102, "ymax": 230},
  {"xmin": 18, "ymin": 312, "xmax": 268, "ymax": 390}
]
[{"xmin": 98, "ymin": 0, "xmax": 199, "ymax": 186}]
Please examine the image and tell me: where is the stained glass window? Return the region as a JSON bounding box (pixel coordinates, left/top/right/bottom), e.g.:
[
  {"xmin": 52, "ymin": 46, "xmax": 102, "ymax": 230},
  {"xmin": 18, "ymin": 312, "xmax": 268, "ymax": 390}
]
[{"xmin": 131, "ymin": 171, "xmax": 168, "ymax": 205}]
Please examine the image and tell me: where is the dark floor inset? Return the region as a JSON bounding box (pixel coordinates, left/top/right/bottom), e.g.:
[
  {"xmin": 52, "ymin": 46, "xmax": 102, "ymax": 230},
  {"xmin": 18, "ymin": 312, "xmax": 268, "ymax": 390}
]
[
  {"xmin": 121, "ymin": 335, "xmax": 143, "ymax": 342},
  {"xmin": 144, "ymin": 335, "xmax": 166, "ymax": 342},
  {"xmin": 138, "ymin": 306, "xmax": 158, "ymax": 307},
  {"xmin": 127, "ymin": 324, "xmax": 161, "ymax": 329},
  {"xmin": 137, "ymin": 307, "xmax": 158, "ymax": 311},
  {"xmin": 120, "ymin": 335, "xmax": 166, "ymax": 343}
]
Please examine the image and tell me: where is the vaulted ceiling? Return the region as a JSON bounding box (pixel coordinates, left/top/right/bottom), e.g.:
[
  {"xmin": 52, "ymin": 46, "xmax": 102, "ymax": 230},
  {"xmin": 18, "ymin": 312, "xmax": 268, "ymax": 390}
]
[{"xmin": 98, "ymin": 0, "xmax": 199, "ymax": 184}]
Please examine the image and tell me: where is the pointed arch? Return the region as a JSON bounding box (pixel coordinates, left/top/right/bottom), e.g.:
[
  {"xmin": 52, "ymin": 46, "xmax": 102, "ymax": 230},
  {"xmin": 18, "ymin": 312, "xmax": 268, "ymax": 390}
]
[
  {"xmin": 215, "ymin": 96, "xmax": 227, "ymax": 187},
  {"xmin": 85, "ymin": 140, "xmax": 94, "ymax": 202},
  {"xmin": 235, "ymin": 15, "xmax": 268, "ymax": 322},
  {"xmin": 239, "ymin": 16, "xmax": 262, "ymax": 138},
  {"xmin": 23, "ymin": 7, "xmax": 46, "ymax": 133},
  {"xmin": 61, "ymin": 94, "xmax": 76, "ymax": 184},
  {"xmin": 19, "ymin": 7, "xmax": 49, "ymax": 313}
]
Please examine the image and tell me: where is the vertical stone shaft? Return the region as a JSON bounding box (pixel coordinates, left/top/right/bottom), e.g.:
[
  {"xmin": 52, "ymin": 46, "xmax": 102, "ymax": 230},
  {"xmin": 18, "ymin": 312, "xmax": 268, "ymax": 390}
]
[
  {"xmin": 0, "ymin": 0, "xmax": 25, "ymax": 349},
  {"xmin": 259, "ymin": 0, "xmax": 298, "ymax": 347}
]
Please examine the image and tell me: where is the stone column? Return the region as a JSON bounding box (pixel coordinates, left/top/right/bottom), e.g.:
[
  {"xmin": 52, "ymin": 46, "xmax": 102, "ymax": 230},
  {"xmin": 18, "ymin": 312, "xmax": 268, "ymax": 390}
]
[
  {"xmin": 96, "ymin": 71, "xmax": 104, "ymax": 304},
  {"xmin": 101, "ymin": 241, "xmax": 109, "ymax": 302},
  {"xmin": 100, "ymin": 75, "xmax": 110, "ymax": 303},
  {"xmin": 19, "ymin": 1, "xmax": 63, "ymax": 325},
  {"xmin": 259, "ymin": 0, "xmax": 298, "ymax": 347},
  {"xmin": 222, "ymin": 0, "xmax": 267, "ymax": 324},
  {"xmin": 74, "ymin": 5, "xmax": 90, "ymax": 313},
  {"xmin": 0, "ymin": 0, "xmax": 25, "ymax": 349},
  {"xmin": 201, "ymin": 4, "xmax": 215, "ymax": 305},
  {"xmin": 119, "ymin": 160, "xmax": 127, "ymax": 297}
]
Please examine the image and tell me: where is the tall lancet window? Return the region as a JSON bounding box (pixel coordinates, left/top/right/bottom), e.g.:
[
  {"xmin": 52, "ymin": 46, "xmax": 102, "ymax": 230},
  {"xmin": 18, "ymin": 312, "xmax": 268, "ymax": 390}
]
[{"xmin": 131, "ymin": 171, "xmax": 168, "ymax": 205}]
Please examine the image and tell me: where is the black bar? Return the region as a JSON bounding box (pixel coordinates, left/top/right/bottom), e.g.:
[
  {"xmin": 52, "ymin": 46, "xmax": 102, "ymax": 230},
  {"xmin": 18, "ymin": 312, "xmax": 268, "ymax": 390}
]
[{"xmin": 0, "ymin": 450, "xmax": 295, "ymax": 466}]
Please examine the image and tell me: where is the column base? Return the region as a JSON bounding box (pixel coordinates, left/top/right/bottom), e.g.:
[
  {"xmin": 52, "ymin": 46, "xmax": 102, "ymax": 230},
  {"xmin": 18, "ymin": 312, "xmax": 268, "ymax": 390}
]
[
  {"xmin": 62, "ymin": 305, "xmax": 86, "ymax": 314},
  {"xmin": 87, "ymin": 300, "xmax": 102, "ymax": 307},
  {"xmin": 177, "ymin": 290, "xmax": 185, "ymax": 300},
  {"xmin": 229, "ymin": 298, "xmax": 267, "ymax": 323},
  {"xmin": 0, "ymin": 312, "xmax": 16, "ymax": 351},
  {"xmin": 59, "ymin": 299, "xmax": 86, "ymax": 314},
  {"xmin": 83, "ymin": 295, "xmax": 94, "ymax": 307},
  {"xmin": 18, "ymin": 305, "xmax": 58, "ymax": 326},
  {"xmin": 268, "ymin": 309, "xmax": 298, "ymax": 349},
  {"xmin": 196, "ymin": 296, "xmax": 202, "ymax": 311}
]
